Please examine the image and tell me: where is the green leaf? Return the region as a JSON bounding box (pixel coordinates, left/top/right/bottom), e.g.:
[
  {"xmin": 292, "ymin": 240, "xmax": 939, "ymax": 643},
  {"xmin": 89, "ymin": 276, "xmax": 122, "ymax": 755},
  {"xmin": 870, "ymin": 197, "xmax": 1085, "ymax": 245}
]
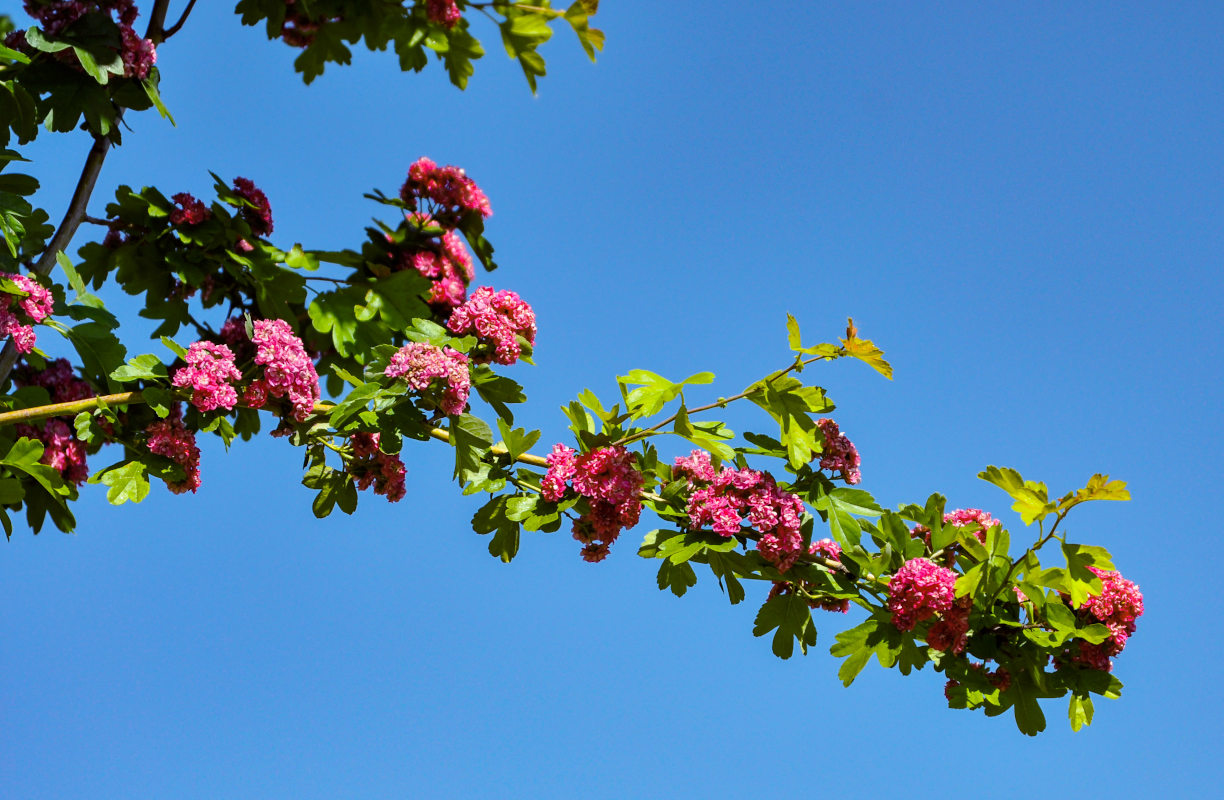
[
  {"xmin": 978, "ymin": 465, "xmax": 1055, "ymax": 525},
  {"xmin": 488, "ymin": 522, "xmax": 520, "ymax": 562},
  {"xmin": 1012, "ymin": 679, "xmax": 1047, "ymax": 736},
  {"xmin": 95, "ymin": 461, "xmax": 150, "ymax": 505},
  {"xmin": 786, "ymin": 313, "xmax": 802, "ymax": 352},
  {"xmin": 451, "ymin": 413, "xmax": 493, "ymax": 485},
  {"xmin": 657, "ymin": 559, "xmax": 697, "ymax": 597},
  {"xmin": 109, "ymin": 353, "xmax": 168, "ymax": 383},
  {"xmin": 141, "ymin": 76, "xmax": 175, "ymax": 125},
  {"xmin": 830, "ymin": 617, "xmax": 880, "ymax": 686},
  {"xmin": 56, "ymin": 251, "xmax": 104, "ymax": 308},
  {"xmin": 1068, "ymin": 692, "xmax": 1094, "ymax": 732}
]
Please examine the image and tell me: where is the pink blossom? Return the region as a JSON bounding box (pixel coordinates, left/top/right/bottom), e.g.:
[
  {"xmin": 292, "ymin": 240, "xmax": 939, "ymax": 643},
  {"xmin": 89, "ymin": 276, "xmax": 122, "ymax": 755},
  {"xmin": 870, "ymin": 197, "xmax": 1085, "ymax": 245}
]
[
  {"xmin": 809, "ymin": 538, "xmax": 842, "ymax": 562},
  {"xmin": 943, "ymin": 508, "xmax": 1000, "ymax": 543},
  {"xmin": 16, "ymin": 358, "xmax": 93, "ymax": 403},
  {"xmin": 12, "ymin": 359, "xmax": 95, "ymax": 484},
  {"xmin": 540, "ymin": 444, "xmax": 644, "ymax": 562},
  {"xmin": 18, "ymin": 2, "xmax": 154, "ymax": 78},
  {"xmin": 173, "ymin": 341, "xmax": 242, "ymax": 412},
  {"xmin": 1069, "ymin": 566, "xmax": 1144, "ymax": 670},
  {"xmin": 348, "ymin": 432, "xmax": 407, "ymax": 502},
  {"xmin": 684, "ymin": 464, "xmax": 804, "ymax": 571},
  {"xmin": 426, "ymin": 0, "xmax": 462, "ymax": 29},
  {"xmin": 887, "ymin": 557, "xmax": 957, "ymax": 631},
  {"xmin": 816, "ymin": 418, "xmax": 862, "ymax": 484},
  {"xmin": 146, "ymin": 404, "xmax": 201, "ymax": 494},
  {"xmin": 383, "ymin": 341, "xmax": 471, "ymax": 416},
  {"xmin": 0, "ymin": 272, "xmax": 54, "ymax": 354},
  {"xmin": 400, "ymin": 157, "xmax": 492, "ymax": 226},
  {"xmin": 673, "ymin": 449, "xmax": 716, "ymax": 484},
  {"xmin": 232, "ymin": 177, "xmax": 273, "ymax": 236},
  {"xmin": 170, "ymin": 192, "xmax": 210, "ymax": 226},
  {"xmin": 16, "ymin": 419, "xmax": 89, "ymax": 486},
  {"xmin": 248, "ymin": 318, "xmax": 320, "ymax": 421},
  {"xmin": 927, "ymin": 596, "xmax": 972, "ymax": 654},
  {"xmin": 446, "ymin": 287, "xmax": 537, "ymax": 365}
]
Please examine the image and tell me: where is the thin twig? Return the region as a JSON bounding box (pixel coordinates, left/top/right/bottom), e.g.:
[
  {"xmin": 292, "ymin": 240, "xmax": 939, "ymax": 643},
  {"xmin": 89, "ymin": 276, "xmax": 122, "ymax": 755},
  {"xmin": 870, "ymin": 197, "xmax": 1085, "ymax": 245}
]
[{"xmin": 163, "ymin": 0, "xmax": 197, "ymax": 40}]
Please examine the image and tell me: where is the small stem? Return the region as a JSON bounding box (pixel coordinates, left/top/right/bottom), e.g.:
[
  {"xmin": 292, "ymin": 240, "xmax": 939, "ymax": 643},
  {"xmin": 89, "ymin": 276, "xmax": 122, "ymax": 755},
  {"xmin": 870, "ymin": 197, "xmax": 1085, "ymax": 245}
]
[{"xmin": 986, "ymin": 511, "xmax": 1068, "ymax": 607}]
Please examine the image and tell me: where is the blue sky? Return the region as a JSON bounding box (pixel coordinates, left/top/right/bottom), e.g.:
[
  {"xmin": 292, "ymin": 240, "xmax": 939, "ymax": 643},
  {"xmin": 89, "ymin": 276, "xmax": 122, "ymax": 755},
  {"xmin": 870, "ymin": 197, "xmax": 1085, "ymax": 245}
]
[{"xmin": 3, "ymin": 1, "xmax": 1222, "ymax": 796}]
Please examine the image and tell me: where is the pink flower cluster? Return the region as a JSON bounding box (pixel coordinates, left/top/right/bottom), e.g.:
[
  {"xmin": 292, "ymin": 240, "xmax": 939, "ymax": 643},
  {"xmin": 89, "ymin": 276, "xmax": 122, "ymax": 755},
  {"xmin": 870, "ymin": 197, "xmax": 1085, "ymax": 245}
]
[
  {"xmin": 242, "ymin": 319, "xmax": 320, "ymax": 421},
  {"xmin": 426, "ymin": 0, "xmax": 462, "ymax": 28},
  {"xmin": 927, "ymin": 596, "xmax": 972, "ymax": 654},
  {"xmin": 674, "ymin": 450, "xmax": 807, "ymax": 572},
  {"xmin": 218, "ymin": 317, "xmax": 256, "ymax": 363},
  {"xmin": 232, "ymin": 177, "xmax": 273, "ymax": 237},
  {"xmin": 887, "ymin": 557, "xmax": 957, "ymax": 631},
  {"xmin": 383, "ymin": 341, "xmax": 471, "ymax": 416},
  {"xmin": 20, "ymin": 418, "xmax": 89, "ymax": 485},
  {"xmin": 348, "ymin": 433, "xmax": 407, "ymax": 502},
  {"xmin": 1, "ymin": 272, "xmax": 54, "ymax": 354},
  {"xmin": 542, "ymin": 444, "xmax": 644, "ymax": 563},
  {"xmin": 146, "ymin": 403, "xmax": 200, "ymax": 494},
  {"xmin": 1071, "ymin": 566, "xmax": 1144, "ymax": 671},
  {"xmin": 170, "ymin": 192, "xmax": 210, "ymax": 226},
  {"xmin": 446, "ymin": 287, "xmax": 536, "ymax": 365},
  {"xmin": 172, "ymin": 341, "xmax": 242, "ymax": 412},
  {"xmin": 943, "ymin": 507, "xmax": 1000, "ymax": 543},
  {"xmin": 816, "ymin": 418, "xmax": 861, "ymax": 484},
  {"xmin": 13, "ymin": 359, "xmax": 94, "ymax": 486},
  {"xmin": 16, "ymin": 358, "xmax": 93, "ymax": 403},
  {"xmin": 14, "ymin": 2, "xmax": 155, "ymax": 79},
  {"xmin": 278, "ymin": 0, "xmax": 338, "ymax": 46},
  {"xmin": 393, "ymin": 219, "xmax": 476, "ymax": 311},
  {"xmin": 399, "ymin": 157, "xmax": 492, "ymax": 227}
]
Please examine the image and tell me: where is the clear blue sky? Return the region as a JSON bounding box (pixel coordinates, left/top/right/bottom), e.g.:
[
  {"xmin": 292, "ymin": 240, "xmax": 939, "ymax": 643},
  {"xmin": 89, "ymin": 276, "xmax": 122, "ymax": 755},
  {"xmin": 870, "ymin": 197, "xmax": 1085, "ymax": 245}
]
[{"xmin": 4, "ymin": 1, "xmax": 1222, "ymax": 796}]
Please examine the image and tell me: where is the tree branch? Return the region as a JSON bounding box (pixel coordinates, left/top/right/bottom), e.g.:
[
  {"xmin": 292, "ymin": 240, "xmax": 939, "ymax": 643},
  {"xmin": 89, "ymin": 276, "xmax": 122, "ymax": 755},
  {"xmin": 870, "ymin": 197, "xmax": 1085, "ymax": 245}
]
[
  {"xmin": 163, "ymin": 0, "xmax": 197, "ymax": 40},
  {"xmin": 144, "ymin": 0, "xmax": 173, "ymax": 44},
  {"xmin": 0, "ymin": 133, "xmax": 114, "ymax": 387}
]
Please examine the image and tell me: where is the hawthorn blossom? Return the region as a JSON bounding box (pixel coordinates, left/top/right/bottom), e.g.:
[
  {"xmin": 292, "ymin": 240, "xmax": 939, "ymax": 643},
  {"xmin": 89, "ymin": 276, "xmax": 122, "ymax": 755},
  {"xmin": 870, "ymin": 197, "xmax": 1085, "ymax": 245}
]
[
  {"xmin": 0, "ymin": 272, "xmax": 54, "ymax": 354},
  {"xmin": 146, "ymin": 403, "xmax": 201, "ymax": 494},
  {"xmin": 446, "ymin": 287, "xmax": 537, "ymax": 365},
  {"xmin": 232, "ymin": 177, "xmax": 273, "ymax": 236},
  {"xmin": 245, "ymin": 319, "xmax": 320, "ymax": 421},
  {"xmin": 172, "ymin": 341, "xmax": 242, "ymax": 412},
  {"xmin": 13, "ymin": 358, "xmax": 95, "ymax": 484},
  {"xmin": 673, "ymin": 449, "xmax": 716, "ymax": 484},
  {"xmin": 426, "ymin": 0, "xmax": 462, "ymax": 28},
  {"xmin": 927, "ymin": 596, "xmax": 972, "ymax": 654},
  {"xmin": 541, "ymin": 444, "xmax": 643, "ymax": 562},
  {"xmin": 816, "ymin": 418, "xmax": 862, "ymax": 484},
  {"xmin": 383, "ymin": 341, "xmax": 471, "ymax": 416},
  {"xmin": 400, "ymin": 157, "xmax": 492, "ymax": 226},
  {"xmin": 681, "ymin": 458, "xmax": 805, "ymax": 571},
  {"xmin": 1070, "ymin": 566, "xmax": 1144, "ymax": 671},
  {"xmin": 887, "ymin": 557, "xmax": 957, "ymax": 631},
  {"xmin": 348, "ymin": 433, "xmax": 407, "ymax": 502},
  {"xmin": 15, "ymin": 1, "xmax": 155, "ymax": 78},
  {"xmin": 943, "ymin": 507, "xmax": 1000, "ymax": 543},
  {"xmin": 170, "ymin": 192, "xmax": 211, "ymax": 226}
]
